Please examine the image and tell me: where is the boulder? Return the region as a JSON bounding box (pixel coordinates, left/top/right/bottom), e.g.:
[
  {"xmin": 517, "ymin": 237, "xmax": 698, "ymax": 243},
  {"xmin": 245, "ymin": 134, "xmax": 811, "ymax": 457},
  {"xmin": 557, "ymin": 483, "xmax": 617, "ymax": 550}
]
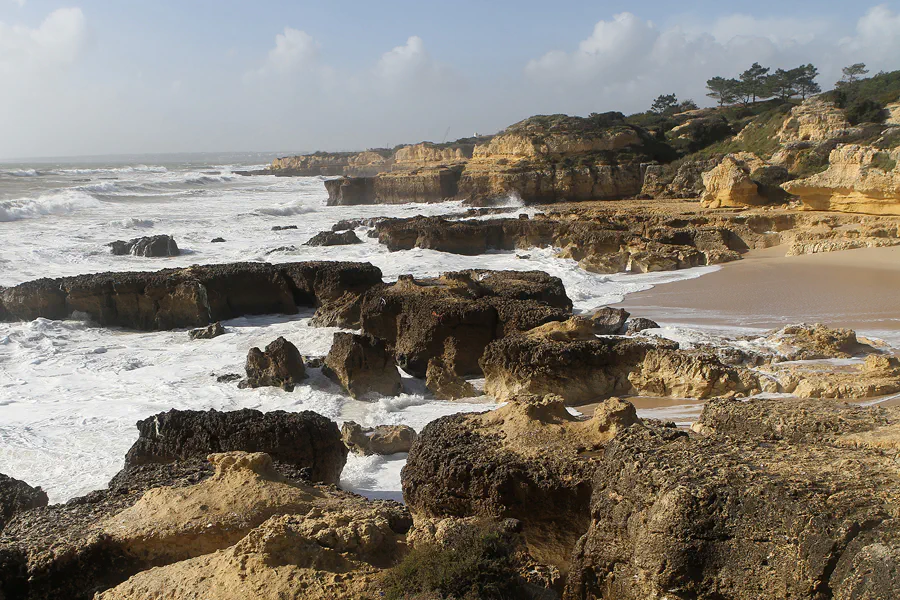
[
  {"xmin": 241, "ymin": 336, "xmax": 307, "ymax": 391},
  {"xmin": 0, "ymin": 474, "xmax": 48, "ymax": 532},
  {"xmin": 403, "ymin": 396, "xmax": 640, "ymax": 571},
  {"xmin": 565, "ymin": 398, "xmax": 900, "ymax": 599},
  {"xmin": 588, "ymin": 307, "xmax": 629, "ymax": 335},
  {"xmin": 624, "ymin": 317, "xmax": 659, "ymax": 334},
  {"xmin": 323, "ymin": 333, "xmax": 402, "ymax": 399},
  {"xmin": 761, "ymin": 323, "xmax": 876, "ymax": 361},
  {"xmin": 340, "ymin": 422, "xmax": 417, "ymax": 455},
  {"xmin": 271, "ymin": 225, "xmax": 297, "ymax": 231},
  {"xmin": 210, "ymin": 237, "xmax": 225, "ymax": 243},
  {"xmin": 782, "ymin": 145, "xmax": 900, "ymax": 216},
  {"xmin": 425, "ymin": 358, "xmax": 478, "ymax": 400},
  {"xmin": 188, "ymin": 321, "xmax": 225, "ymax": 340},
  {"xmin": 303, "ymin": 230, "xmax": 363, "ymax": 247},
  {"xmin": 700, "ymin": 154, "xmax": 767, "ymax": 208},
  {"xmin": 108, "ymin": 235, "xmax": 180, "ymax": 257},
  {"xmin": 122, "ymin": 408, "xmax": 347, "ymax": 485}
]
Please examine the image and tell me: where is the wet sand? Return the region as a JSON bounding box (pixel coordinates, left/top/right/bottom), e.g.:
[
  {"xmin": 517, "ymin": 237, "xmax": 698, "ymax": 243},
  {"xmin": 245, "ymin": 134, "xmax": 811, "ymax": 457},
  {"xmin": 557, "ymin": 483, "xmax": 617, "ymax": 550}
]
[{"xmin": 616, "ymin": 245, "xmax": 900, "ymax": 343}]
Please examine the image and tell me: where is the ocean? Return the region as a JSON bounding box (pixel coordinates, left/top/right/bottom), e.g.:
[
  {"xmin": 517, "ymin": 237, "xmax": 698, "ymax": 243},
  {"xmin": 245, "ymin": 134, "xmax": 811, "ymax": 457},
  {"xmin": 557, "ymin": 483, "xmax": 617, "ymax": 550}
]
[{"xmin": 0, "ymin": 154, "xmax": 719, "ymax": 503}]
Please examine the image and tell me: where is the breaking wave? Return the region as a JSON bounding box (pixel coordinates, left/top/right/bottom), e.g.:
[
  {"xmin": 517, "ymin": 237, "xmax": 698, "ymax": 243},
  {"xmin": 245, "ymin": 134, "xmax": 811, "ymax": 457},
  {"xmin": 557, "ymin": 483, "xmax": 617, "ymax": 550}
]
[{"xmin": 0, "ymin": 190, "xmax": 104, "ymax": 222}]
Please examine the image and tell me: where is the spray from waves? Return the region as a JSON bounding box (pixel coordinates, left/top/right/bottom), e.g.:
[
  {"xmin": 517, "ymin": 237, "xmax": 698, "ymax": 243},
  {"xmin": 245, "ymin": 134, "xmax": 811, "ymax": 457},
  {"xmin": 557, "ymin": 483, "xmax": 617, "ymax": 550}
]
[
  {"xmin": 0, "ymin": 189, "xmax": 104, "ymax": 222},
  {"xmin": 254, "ymin": 202, "xmax": 316, "ymax": 217},
  {"xmin": 3, "ymin": 169, "xmax": 39, "ymax": 177},
  {"xmin": 51, "ymin": 165, "xmax": 168, "ymax": 176},
  {"xmin": 108, "ymin": 217, "xmax": 155, "ymax": 228}
]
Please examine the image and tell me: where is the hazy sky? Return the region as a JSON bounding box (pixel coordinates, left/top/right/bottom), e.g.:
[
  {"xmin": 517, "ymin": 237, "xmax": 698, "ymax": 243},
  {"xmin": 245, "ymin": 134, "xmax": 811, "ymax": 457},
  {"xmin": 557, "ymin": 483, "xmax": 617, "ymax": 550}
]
[{"xmin": 2, "ymin": 1, "xmax": 900, "ymax": 159}]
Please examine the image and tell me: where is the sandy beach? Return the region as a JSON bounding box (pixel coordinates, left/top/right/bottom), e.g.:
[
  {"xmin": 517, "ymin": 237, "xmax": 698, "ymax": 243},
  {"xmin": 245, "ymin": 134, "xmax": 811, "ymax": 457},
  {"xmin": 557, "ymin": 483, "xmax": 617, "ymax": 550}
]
[{"xmin": 617, "ymin": 244, "xmax": 900, "ymax": 343}]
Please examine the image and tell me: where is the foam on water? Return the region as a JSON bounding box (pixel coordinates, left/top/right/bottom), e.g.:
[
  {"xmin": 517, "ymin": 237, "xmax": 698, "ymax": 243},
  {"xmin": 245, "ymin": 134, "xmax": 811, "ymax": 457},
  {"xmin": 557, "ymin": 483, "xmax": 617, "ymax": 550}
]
[{"xmin": 0, "ymin": 161, "xmax": 743, "ymax": 503}]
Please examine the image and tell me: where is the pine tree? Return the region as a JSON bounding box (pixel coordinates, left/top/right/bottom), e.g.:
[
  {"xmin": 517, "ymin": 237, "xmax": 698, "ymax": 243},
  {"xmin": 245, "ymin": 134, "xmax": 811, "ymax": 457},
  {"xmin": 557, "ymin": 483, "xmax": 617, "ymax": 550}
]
[
  {"xmin": 650, "ymin": 94, "xmax": 679, "ymax": 114},
  {"xmin": 768, "ymin": 68, "xmax": 796, "ymax": 101},
  {"xmin": 740, "ymin": 62, "xmax": 771, "ymax": 103},
  {"xmin": 794, "ymin": 64, "xmax": 821, "ymax": 100},
  {"xmin": 705, "ymin": 77, "xmax": 738, "ymax": 107},
  {"xmin": 840, "ymin": 63, "xmax": 869, "ymax": 85}
]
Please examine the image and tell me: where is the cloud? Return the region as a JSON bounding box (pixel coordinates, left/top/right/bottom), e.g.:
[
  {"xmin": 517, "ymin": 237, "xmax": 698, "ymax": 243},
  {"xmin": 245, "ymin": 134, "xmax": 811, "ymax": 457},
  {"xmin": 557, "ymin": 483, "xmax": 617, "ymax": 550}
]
[
  {"xmin": 252, "ymin": 27, "xmax": 319, "ymax": 78},
  {"xmin": 0, "ymin": 7, "xmax": 86, "ymax": 76},
  {"xmin": 372, "ymin": 35, "xmax": 458, "ymax": 94},
  {"xmin": 839, "ymin": 4, "xmax": 900, "ymax": 70}
]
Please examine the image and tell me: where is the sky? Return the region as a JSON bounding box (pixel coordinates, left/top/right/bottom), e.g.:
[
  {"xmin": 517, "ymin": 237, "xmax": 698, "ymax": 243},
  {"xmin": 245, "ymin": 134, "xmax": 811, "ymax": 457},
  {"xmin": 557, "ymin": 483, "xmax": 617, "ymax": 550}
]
[{"xmin": 1, "ymin": 1, "xmax": 900, "ymax": 159}]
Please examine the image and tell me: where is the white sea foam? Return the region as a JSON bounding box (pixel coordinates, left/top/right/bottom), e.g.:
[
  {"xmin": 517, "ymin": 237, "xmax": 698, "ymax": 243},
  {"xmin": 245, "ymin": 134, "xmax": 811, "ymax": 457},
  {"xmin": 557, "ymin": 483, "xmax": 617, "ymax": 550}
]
[
  {"xmin": 4, "ymin": 168, "xmax": 38, "ymax": 177},
  {"xmin": 0, "ymin": 189, "xmax": 104, "ymax": 222}
]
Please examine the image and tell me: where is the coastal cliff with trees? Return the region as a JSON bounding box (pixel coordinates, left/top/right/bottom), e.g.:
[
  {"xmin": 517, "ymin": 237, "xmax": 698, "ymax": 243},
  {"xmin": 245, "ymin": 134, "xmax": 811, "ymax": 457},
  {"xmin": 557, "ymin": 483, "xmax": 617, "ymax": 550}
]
[{"xmin": 267, "ymin": 65, "xmax": 900, "ymax": 215}]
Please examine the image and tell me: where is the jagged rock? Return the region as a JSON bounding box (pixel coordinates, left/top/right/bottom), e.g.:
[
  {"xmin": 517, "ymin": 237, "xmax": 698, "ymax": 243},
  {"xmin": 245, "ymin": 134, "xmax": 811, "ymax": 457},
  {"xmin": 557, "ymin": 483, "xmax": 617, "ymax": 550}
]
[
  {"xmin": 777, "ymin": 98, "xmax": 854, "ymax": 143},
  {"xmin": 188, "ymin": 321, "xmax": 225, "ymax": 340},
  {"xmin": 578, "ymin": 252, "xmax": 630, "ymax": 274},
  {"xmin": 640, "ymin": 158, "xmax": 720, "ymax": 199},
  {"xmin": 271, "ymin": 150, "xmax": 394, "ymax": 177},
  {"xmin": 340, "ymin": 422, "xmax": 417, "ymax": 455},
  {"xmin": 403, "ymin": 396, "xmax": 640, "ymax": 571},
  {"xmin": 425, "ymin": 358, "xmax": 478, "ymax": 400},
  {"xmin": 303, "ymin": 230, "xmax": 363, "ymax": 246},
  {"xmin": 271, "ymin": 225, "xmax": 297, "ymax": 231},
  {"xmin": 700, "ymin": 153, "xmax": 767, "ymax": 208},
  {"xmin": 241, "ymin": 336, "xmax": 307, "ymax": 391},
  {"xmin": 323, "ymin": 333, "xmax": 401, "ymax": 399},
  {"xmin": 359, "ymin": 271, "xmax": 571, "ymax": 377},
  {"xmin": 762, "ymin": 323, "xmax": 876, "ymax": 361},
  {"xmin": 108, "ymin": 235, "xmax": 180, "ymax": 257},
  {"xmin": 122, "ymin": 408, "xmax": 347, "ymax": 485},
  {"xmin": 565, "ymin": 398, "xmax": 900, "ymax": 599},
  {"xmin": 331, "ymin": 217, "xmax": 382, "ymax": 232},
  {"xmin": 623, "ymin": 317, "xmax": 659, "ymax": 334},
  {"xmin": 0, "ymin": 261, "xmax": 383, "ymax": 331},
  {"xmin": 215, "ymin": 373, "xmax": 241, "ymax": 383},
  {"xmin": 783, "ymin": 145, "xmax": 900, "ymax": 215},
  {"xmin": 481, "ymin": 323, "xmax": 758, "ymax": 405},
  {"xmin": 0, "ymin": 474, "xmax": 48, "ymax": 533},
  {"xmin": 210, "ymin": 237, "xmax": 225, "ymax": 243},
  {"xmin": 588, "ymin": 307, "xmax": 629, "ymax": 335}
]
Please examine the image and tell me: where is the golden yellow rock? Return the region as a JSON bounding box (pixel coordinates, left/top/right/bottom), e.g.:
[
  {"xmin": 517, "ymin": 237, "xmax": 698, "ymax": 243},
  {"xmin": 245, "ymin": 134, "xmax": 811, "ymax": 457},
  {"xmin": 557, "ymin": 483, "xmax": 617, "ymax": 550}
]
[
  {"xmin": 700, "ymin": 153, "xmax": 766, "ymax": 208},
  {"xmin": 782, "ymin": 145, "xmax": 900, "ymax": 215},
  {"xmin": 777, "ymin": 98, "xmax": 853, "ymax": 143}
]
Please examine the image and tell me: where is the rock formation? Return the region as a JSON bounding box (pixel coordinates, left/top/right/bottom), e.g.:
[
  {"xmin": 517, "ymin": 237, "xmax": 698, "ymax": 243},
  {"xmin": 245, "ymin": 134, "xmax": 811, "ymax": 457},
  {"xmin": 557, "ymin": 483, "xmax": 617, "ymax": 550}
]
[
  {"xmin": 777, "ymin": 98, "xmax": 855, "ymax": 143},
  {"xmin": 425, "ymin": 357, "xmax": 478, "ymax": 400},
  {"xmin": 303, "ymin": 230, "xmax": 363, "ymax": 246},
  {"xmin": 358, "ymin": 270, "xmax": 572, "ymax": 377},
  {"xmin": 0, "ymin": 474, "xmax": 48, "ymax": 533},
  {"xmin": 623, "ymin": 317, "xmax": 659, "ymax": 334},
  {"xmin": 341, "ymin": 422, "xmax": 417, "ymax": 455},
  {"xmin": 480, "ymin": 318, "xmax": 760, "ymax": 405},
  {"xmin": 700, "ymin": 153, "xmax": 768, "ymax": 208},
  {"xmin": 565, "ymin": 397, "xmax": 900, "ymax": 599},
  {"xmin": 107, "ymin": 235, "xmax": 180, "ymax": 257},
  {"xmin": 588, "ymin": 307, "xmax": 630, "ymax": 335},
  {"xmin": 323, "ymin": 333, "xmax": 402, "ymax": 399},
  {"xmin": 188, "ymin": 321, "xmax": 225, "ymax": 340},
  {"xmin": 122, "ymin": 408, "xmax": 347, "ymax": 485},
  {"xmin": 0, "ymin": 261, "xmax": 384, "ymax": 331},
  {"xmin": 241, "ymin": 336, "xmax": 307, "ymax": 391},
  {"xmin": 783, "ymin": 144, "xmax": 900, "ymax": 215}
]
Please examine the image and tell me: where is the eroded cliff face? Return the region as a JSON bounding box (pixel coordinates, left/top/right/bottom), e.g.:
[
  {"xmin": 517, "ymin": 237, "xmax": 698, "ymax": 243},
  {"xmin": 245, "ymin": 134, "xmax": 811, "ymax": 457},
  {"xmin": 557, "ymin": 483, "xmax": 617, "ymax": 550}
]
[
  {"xmin": 271, "ymin": 151, "xmax": 393, "ymax": 177},
  {"xmin": 392, "ymin": 142, "xmax": 472, "ymax": 165},
  {"xmin": 777, "ymin": 98, "xmax": 855, "ymax": 143},
  {"xmin": 783, "ymin": 145, "xmax": 900, "ymax": 215}
]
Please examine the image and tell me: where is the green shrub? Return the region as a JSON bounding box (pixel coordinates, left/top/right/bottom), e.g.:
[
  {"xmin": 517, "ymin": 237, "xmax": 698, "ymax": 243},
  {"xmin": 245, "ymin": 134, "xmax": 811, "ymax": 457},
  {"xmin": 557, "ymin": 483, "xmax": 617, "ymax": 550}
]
[
  {"xmin": 871, "ymin": 152, "xmax": 897, "ymax": 172},
  {"xmin": 844, "ymin": 99, "xmax": 887, "ymax": 125},
  {"xmin": 380, "ymin": 522, "xmax": 524, "ymax": 600}
]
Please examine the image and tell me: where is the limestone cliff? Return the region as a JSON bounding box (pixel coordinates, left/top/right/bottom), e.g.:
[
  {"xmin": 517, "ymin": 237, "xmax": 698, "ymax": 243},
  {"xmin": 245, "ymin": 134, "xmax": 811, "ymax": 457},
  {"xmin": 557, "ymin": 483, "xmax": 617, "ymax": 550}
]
[
  {"xmin": 782, "ymin": 144, "xmax": 900, "ymax": 215},
  {"xmin": 777, "ymin": 98, "xmax": 855, "ymax": 143},
  {"xmin": 271, "ymin": 151, "xmax": 393, "ymax": 177}
]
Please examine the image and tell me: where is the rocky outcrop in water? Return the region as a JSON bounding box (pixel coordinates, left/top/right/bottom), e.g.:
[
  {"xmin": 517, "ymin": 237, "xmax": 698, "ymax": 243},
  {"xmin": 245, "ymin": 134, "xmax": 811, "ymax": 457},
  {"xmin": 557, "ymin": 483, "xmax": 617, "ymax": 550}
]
[
  {"xmin": 783, "ymin": 144, "xmax": 900, "ymax": 215},
  {"xmin": 0, "ymin": 261, "xmax": 384, "ymax": 331},
  {"xmin": 359, "ymin": 270, "xmax": 572, "ymax": 377},
  {"xmin": 341, "ymin": 422, "xmax": 417, "ymax": 455},
  {"xmin": 425, "ymin": 357, "xmax": 478, "ymax": 400},
  {"xmin": 241, "ymin": 336, "xmax": 307, "ymax": 391},
  {"xmin": 107, "ymin": 235, "xmax": 180, "ymax": 257},
  {"xmin": 303, "ymin": 229, "xmax": 362, "ymax": 246},
  {"xmin": 188, "ymin": 321, "xmax": 225, "ymax": 340},
  {"xmin": 0, "ymin": 475, "xmax": 48, "ymax": 533},
  {"xmin": 323, "ymin": 333, "xmax": 402, "ymax": 399},
  {"xmin": 123, "ymin": 408, "xmax": 347, "ymax": 485}
]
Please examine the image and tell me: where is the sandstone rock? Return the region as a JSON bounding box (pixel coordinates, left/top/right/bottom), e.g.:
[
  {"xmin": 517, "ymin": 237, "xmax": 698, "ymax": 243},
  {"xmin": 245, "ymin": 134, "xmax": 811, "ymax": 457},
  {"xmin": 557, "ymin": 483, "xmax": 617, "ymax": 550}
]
[
  {"xmin": 639, "ymin": 158, "xmax": 720, "ymax": 199},
  {"xmin": 403, "ymin": 396, "xmax": 640, "ymax": 571},
  {"xmin": 578, "ymin": 252, "xmax": 629, "ymax": 274},
  {"xmin": 623, "ymin": 317, "xmax": 659, "ymax": 334},
  {"xmin": 762, "ymin": 323, "xmax": 875, "ymax": 361},
  {"xmin": 589, "ymin": 307, "xmax": 629, "ymax": 335},
  {"xmin": 122, "ymin": 408, "xmax": 347, "ymax": 485},
  {"xmin": 108, "ymin": 235, "xmax": 180, "ymax": 257},
  {"xmin": 188, "ymin": 321, "xmax": 224, "ymax": 340},
  {"xmin": 481, "ymin": 329, "xmax": 757, "ymax": 405},
  {"xmin": 783, "ymin": 144, "xmax": 900, "ymax": 215},
  {"xmin": 303, "ymin": 230, "xmax": 362, "ymax": 246},
  {"xmin": 0, "ymin": 474, "xmax": 48, "ymax": 533},
  {"xmin": 566, "ymin": 398, "xmax": 900, "ymax": 599},
  {"xmin": 777, "ymin": 98, "xmax": 854, "ymax": 143},
  {"xmin": 425, "ymin": 358, "xmax": 479, "ymax": 400},
  {"xmin": 0, "ymin": 261, "xmax": 383, "ymax": 331},
  {"xmin": 271, "ymin": 150, "xmax": 394, "ymax": 177},
  {"xmin": 340, "ymin": 422, "xmax": 417, "ymax": 455},
  {"xmin": 359, "ymin": 271, "xmax": 571, "ymax": 377},
  {"xmin": 700, "ymin": 154, "xmax": 767, "ymax": 208},
  {"xmin": 241, "ymin": 336, "xmax": 306, "ymax": 391},
  {"xmin": 323, "ymin": 333, "xmax": 401, "ymax": 399},
  {"xmin": 887, "ymin": 102, "xmax": 900, "ymax": 126}
]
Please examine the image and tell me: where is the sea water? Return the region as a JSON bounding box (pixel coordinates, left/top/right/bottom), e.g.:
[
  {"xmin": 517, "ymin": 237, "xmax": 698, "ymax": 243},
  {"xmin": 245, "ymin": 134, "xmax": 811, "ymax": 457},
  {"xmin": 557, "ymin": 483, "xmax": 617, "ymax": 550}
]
[{"xmin": 0, "ymin": 155, "xmax": 721, "ymax": 503}]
